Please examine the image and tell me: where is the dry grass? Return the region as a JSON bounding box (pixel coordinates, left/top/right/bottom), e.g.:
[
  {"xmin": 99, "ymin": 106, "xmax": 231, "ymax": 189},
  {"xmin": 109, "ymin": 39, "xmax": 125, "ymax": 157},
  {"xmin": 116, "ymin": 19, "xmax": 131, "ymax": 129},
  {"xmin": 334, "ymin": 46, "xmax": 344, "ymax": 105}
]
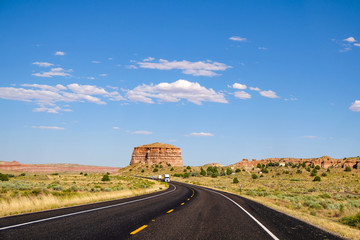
[{"xmin": 0, "ymin": 172, "xmax": 164, "ymax": 217}]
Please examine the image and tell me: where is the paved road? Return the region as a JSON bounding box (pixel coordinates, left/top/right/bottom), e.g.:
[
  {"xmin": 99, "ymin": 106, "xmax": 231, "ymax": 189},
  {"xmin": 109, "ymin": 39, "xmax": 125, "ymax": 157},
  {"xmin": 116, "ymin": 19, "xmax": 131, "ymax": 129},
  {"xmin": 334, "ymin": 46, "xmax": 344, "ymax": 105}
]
[{"xmin": 0, "ymin": 182, "xmax": 343, "ymax": 240}]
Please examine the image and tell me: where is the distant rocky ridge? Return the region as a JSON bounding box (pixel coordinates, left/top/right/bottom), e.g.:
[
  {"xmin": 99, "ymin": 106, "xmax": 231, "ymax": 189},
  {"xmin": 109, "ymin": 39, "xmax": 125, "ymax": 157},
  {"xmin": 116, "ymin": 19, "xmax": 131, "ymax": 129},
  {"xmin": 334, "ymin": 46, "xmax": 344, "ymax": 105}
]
[
  {"xmin": 232, "ymin": 156, "xmax": 360, "ymax": 169},
  {"xmin": 130, "ymin": 142, "xmax": 183, "ymax": 166},
  {"xmin": 0, "ymin": 161, "xmax": 120, "ymax": 173}
]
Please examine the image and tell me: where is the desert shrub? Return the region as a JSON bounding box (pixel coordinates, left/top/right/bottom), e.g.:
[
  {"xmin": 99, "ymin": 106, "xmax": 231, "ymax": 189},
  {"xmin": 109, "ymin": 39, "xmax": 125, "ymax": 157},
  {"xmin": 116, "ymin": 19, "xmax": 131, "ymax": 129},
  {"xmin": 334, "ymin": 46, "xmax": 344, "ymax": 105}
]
[
  {"xmin": 211, "ymin": 173, "xmax": 217, "ymax": 178},
  {"xmin": 20, "ymin": 173, "xmax": 26, "ymax": 176},
  {"xmin": 170, "ymin": 167, "xmax": 174, "ymax": 171},
  {"xmin": 0, "ymin": 173, "xmax": 9, "ymax": 181},
  {"xmin": 321, "ymin": 173, "xmax": 327, "ymax": 177},
  {"xmin": 319, "ymin": 193, "xmax": 331, "ymax": 199},
  {"xmin": 233, "ymin": 177, "xmax": 239, "ymax": 183},
  {"xmin": 183, "ymin": 173, "xmax": 190, "ymax": 178},
  {"xmin": 84, "ymin": 173, "xmax": 88, "ymax": 176},
  {"xmin": 315, "ymin": 165, "xmax": 320, "ymax": 170},
  {"xmin": 153, "ymin": 168, "xmax": 159, "ymax": 172},
  {"xmin": 186, "ymin": 166, "xmax": 191, "ymax": 170},
  {"xmin": 70, "ymin": 185, "xmax": 79, "ymax": 192},
  {"xmin": 257, "ymin": 163, "xmax": 262, "ymax": 168},
  {"xmin": 200, "ymin": 168, "xmax": 206, "ymax": 176},
  {"xmin": 251, "ymin": 174, "xmax": 258, "ymax": 179},
  {"xmin": 345, "ymin": 167, "xmax": 352, "ymax": 172},
  {"xmin": 167, "ymin": 163, "xmax": 171, "ymax": 167},
  {"xmin": 235, "ymin": 168, "xmax": 240, "ymax": 172},
  {"xmin": 296, "ymin": 169, "xmax": 302, "ymax": 174},
  {"xmin": 31, "ymin": 188, "xmax": 42, "ymax": 196},
  {"xmin": 313, "ymin": 176, "xmax": 321, "ymax": 182},
  {"xmin": 183, "ymin": 169, "xmax": 187, "ymax": 173},
  {"xmin": 141, "ymin": 169, "xmax": 144, "ymax": 173},
  {"xmin": 129, "ymin": 169, "xmax": 132, "ymax": 171},
  {"xmin": 283, "ymin": 170, "xmax": 289, "ymax": 174},
  {"xmin": 260, "ymin": 175, "xmax": 264, "ymax": 177},
  {"xmin": 101, "ymin": 174, "xmax": 110, "ymax": 181},
  {"xmin": 340, "ymin": 212, "xmax": 360, "ymax": 228},
  {"xmin": 226, "ymin": 168, "xmax": 233, "ymax": 175},
  {"xmin": 310, "ymin": 172, "xmax": 317, "ymax": 176},
  {"xmin": 51, "ymin": 173, "xmax": 59, "ymax": 175},
  {"xmin": 80, "ymin": 172, "xmax": 83, "ymax": 175},
  {"xmin": 262, "ymin": 168, "xmax": 269, "ymax": 173}
]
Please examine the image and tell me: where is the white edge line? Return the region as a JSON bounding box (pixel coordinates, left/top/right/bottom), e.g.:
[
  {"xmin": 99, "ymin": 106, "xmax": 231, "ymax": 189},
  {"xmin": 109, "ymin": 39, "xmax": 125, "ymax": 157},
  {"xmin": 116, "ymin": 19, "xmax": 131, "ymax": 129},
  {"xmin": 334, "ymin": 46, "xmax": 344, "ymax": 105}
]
[
  {"xmin": 0, "ymin": 184, "xmax": 176, "ymax": 231},
  {"xmin": 203, "ymin": 187, "xmax": 279, "ymax": 240}
]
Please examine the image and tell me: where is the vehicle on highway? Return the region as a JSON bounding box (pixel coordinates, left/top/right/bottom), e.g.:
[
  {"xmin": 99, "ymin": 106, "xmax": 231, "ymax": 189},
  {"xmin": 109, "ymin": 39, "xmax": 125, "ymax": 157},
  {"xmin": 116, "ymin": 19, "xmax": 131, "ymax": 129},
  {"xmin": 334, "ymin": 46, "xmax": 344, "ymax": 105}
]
[
  {"xmin": 151, "ymin": 176, "xmax": 155, "ymax": 179},
  {"xmin": 163, "ymin": 174, "xmax": 170, "ymax": 182},
  {"xmin": 158, "ymin": 175, "xmax": 162, "ymax": 180}
]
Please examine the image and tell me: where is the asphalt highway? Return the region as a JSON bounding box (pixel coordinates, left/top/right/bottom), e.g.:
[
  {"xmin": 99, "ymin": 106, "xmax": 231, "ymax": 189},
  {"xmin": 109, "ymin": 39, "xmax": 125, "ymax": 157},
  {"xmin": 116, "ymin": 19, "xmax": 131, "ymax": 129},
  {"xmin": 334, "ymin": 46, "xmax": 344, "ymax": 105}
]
[{"xmin": 0, "ymin": 181, "xmax": 344, "ymax": 240}]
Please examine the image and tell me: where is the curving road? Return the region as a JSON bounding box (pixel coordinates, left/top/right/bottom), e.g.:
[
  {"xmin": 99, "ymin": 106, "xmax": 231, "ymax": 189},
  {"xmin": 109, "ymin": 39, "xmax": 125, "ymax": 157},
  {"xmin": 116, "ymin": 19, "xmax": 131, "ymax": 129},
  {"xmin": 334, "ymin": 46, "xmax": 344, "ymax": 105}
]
[{"xmin": 0, "ymin": 182, "xmax": 343, "ymax": 240}]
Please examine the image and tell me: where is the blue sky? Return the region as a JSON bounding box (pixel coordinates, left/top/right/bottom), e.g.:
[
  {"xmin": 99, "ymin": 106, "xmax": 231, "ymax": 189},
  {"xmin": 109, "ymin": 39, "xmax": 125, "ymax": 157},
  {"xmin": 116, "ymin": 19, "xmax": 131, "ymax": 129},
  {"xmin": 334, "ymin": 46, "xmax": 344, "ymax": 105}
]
[{"xmin": 0, "ymin": 0, "xmax": 359, "ymax": 167}]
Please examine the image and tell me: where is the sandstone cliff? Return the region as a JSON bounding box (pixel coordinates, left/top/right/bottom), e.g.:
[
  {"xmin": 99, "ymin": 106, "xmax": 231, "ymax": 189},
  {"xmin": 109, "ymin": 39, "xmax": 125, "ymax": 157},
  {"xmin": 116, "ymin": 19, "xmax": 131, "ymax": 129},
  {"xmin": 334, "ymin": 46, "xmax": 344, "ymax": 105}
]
[{"xmin": 130, "ymin": 142, "xmax": 183, "ymax": 166}]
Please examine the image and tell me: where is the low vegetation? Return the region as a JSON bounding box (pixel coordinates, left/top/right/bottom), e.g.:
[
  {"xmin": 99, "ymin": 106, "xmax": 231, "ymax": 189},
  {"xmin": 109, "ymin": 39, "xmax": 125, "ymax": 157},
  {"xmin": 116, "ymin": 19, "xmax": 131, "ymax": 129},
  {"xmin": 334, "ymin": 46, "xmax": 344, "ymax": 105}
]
[{"xmin": 0, "ymin": 172, "xmax": 162, "ymax": 217}]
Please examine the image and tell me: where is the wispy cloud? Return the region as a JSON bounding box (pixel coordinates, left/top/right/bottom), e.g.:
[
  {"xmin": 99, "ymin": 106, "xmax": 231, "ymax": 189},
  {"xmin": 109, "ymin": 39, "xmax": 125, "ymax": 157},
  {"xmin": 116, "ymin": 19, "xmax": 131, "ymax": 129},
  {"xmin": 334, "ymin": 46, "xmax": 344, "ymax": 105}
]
[
  {"xmin": 136, "ymin": 58, "xmax": 231, "ymax": 77},
  {"xmin": 99, "ymin": 73, "xmax": 107, "ymax": 77},
  {"xmin": 32, "ymin": 67, "xmax": 72, "ymax": 78},
  {"xmin": 234, "ymin": 91, "xmax": 251, "ymax": 99},
  {"xmin": 188, "ymin": 132, "xmax": 214, "ymax": 137},
  {"xmin": 229, "ymin": 36, "xmax": 247, "ymax": 42},
  {"xmin": 132, "ymin": 130, "xmax": 152, "ymax": 135},
  {"xmin": 127, "ymin": 79, "xmax": 228, "ymax": 105},
  {"xmin": 91, "ymin": 61, "xmax": 101, "ymax": 63},
  {"xmin": 112, "ymin": 127, "xmax": 120, "ymax": 130},
  {"xmin": 32, "ymin": 126, "xmax": 65, "ymax": 130},
  {"xmin": 259, "ymin": 90, "xmax": 279, "ymax": 99},
  {"xmin": 258, "ymin": 47, "xmax": 267, "ymax": 50},
  {"xmin": 32, "ymin": 62, "xmax": 54, "ymax": 67},
  {"xmin": 344, "ymin": 37, "xmax": 356, "ymax": 43},
  {"xmin": 55, "ymin": 51, "xmax": 66, "ymax": 56},
  {"xmin": 249, "ymin": 87, "xmax": 261, "ymax": 91},
  {"xmin": 350, "ymin": 100, "xmax": 360, "ymax": 112},
  {"xmin": 354, "ymin": 43, "xmax": 360, "ymax": 47},
  {"xmin": 303, "ymin": 136, "xmax": 317, "ymax": 139}
]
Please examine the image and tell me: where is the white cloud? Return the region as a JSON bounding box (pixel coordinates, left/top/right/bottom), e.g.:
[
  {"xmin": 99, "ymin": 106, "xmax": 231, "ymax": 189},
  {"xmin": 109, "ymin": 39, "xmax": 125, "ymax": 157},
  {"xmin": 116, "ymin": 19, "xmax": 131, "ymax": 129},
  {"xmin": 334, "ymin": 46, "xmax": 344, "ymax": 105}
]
[
  {"xmin": 258, "ymin": 47, "xmax": 267, "ymax": 50},
  {"xmin": 249, "ymin": 87, "xmax": 261, "ymax": 91},
  {"xmin": 32, "ymin": 67, "xmax": 72, "ymax": 78},
  {"xmin": 32, "ymin": 62, "xmax": 54, "ymax": 67},
  {"xmin": 136, "ymin": 59, "xmax": 231, "ymax": 77},
  {"xmin": 189, "ymin": 132, "xmax": 214, "ymax": 137},
  {"xmin": 99, "ymin": 74, "xmax": 107, "ymax": 77},
  {"xmin": 229, "ymin": 36, "xmax": 247, "ymax": 42},
  {"xmin": 232, "ymin": 83, "xmax": 247, "ymax": 90},
  {"xmin": 108, "ymin": 58, "xmax": 113, "ymax": 60},
  {"xmin": 234, "ymin": 91, "xmax": 251, "ymax": 99},
  {"xmin": 87, "ymin": 77, "xmax": 95, "ymax": 80},
  {"xmin": 55, "ymin": 51, "xmax": 66, "ymax": 56},
  {"xmin": 354, "ymin": 43, "xmax": 360, "ymax": 47},
  {"xmin": 112, "ymin": 127, "xmax": 120, "ymax": 130},
  {"xmin": 127, "ymin": 79, "xmax": 228, "ymax": 105},
  {"xmin": 350, "ymin": 100, "xmax": 360, "ymax": 112},
  {"xmin": 259, "ymin": 90, "xmax": 279, "ymax": 98},
  {"xmin": 0, "ymin": 83, "xmax": 125, "ymax": 113},
  {"xmin": 91, "ymin": 61, "xmax": 101, "ymax": 63},
  {"xmin": 32, "ymin": 126, "xmax": 65, "ymax": 130},
  {"xmin": 132, "ymin": 130, "xmax": 152, "ymax": 135},
  {"xmin": 344, "ymin": 37, "xmax": 356, "ymax": 43}
]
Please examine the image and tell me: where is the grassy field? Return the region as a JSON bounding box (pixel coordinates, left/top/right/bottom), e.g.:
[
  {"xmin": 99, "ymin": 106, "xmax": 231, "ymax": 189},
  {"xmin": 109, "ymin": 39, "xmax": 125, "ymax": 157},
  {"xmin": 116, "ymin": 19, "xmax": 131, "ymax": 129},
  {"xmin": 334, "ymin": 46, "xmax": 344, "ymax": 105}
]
[
  {"xmin": 123, "ymin": 163, "xmax": 360, "ymax": 239},
  {"xmin": 0, "ymin": 171, "xmax": 165, "ymax": 217}
]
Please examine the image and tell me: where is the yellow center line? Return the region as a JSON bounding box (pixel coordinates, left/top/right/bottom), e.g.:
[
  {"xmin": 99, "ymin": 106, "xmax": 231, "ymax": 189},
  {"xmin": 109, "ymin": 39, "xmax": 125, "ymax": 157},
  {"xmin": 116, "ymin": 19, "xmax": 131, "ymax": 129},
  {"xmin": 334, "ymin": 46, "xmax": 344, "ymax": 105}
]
[
  {"xmin": 180, "ymin": 202, "xmax": 185, "ymax": 205},
  {"xmin": 167, "ymin": 209, "xmax": 174, "ymax": 213},
  {"xmin": 187, "ymin": 198, "xmax": 190, "ymax": 200},
  {"xmin": 130, "ymin": 225, "xmax": 148, "ymax": 235}
]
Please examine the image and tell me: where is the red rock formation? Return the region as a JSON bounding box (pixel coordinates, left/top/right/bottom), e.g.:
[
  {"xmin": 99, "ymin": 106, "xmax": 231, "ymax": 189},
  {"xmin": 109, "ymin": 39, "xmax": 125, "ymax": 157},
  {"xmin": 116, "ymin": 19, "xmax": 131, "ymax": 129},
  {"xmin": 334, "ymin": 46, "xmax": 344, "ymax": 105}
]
[{"xmin": 130, "ymin": 142, "xmax": 183, "ymax": 166}]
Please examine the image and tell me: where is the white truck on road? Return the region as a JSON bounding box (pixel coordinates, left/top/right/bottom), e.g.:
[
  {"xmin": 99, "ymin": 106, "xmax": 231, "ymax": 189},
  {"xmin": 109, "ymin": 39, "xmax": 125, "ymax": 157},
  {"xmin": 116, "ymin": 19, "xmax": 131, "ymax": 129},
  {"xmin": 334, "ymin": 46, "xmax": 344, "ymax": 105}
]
[{"xmin": 163, "ymin": 174, "xmax": 170, "ymax": 182}]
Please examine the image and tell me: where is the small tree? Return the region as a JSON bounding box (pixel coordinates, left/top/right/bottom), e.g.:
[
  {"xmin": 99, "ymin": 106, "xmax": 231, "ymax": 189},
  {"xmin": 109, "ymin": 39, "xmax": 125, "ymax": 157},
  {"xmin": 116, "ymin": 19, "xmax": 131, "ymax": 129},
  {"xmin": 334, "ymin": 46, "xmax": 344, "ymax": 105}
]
[
  {"xmin": 251, "ymin": 174, "xmax": 258, "ymax": 179},
  {"xmin": 0, "ymin": 173, "xmax": 9, "ymax": 181},
  {"xmin": 186, "ymin": 166, "xmax": 191, "ymax": 170},
  {"xmin": 170, "ymin": 167, "xmax": 174, "ymax": 171},
  {"xmin": 235, "ymin": 168, "xmax": 240, "ymax": 173},
  {"xmin": 141, "ymin": 169, "xmax": 145, "ymax": 173},
  {"xmin": 257, "ymin": 163, "xmax": 262, "ymax": 168},
  {"xmin": 345, "ymin": 167, "xmax": 352, "ymax": 172},
  {"xmin": 101, "ymin": 174, "xmax": 110, "ymax": 181},
  {"xmin": 313, "ymin": 176, "xmax": 321, "ymax": 182},
  {"xmin": 226, "ymin": 167, "xmax": 233, "ymax": 175},
  {"xmin": 233, "ymin": 177, "xmax": 239, "ymax": 184},
  {"xmin": 315, "ymin": 165, "xmax": 320, "ymax": 170},
  {"xmin": 153, "ymin": 168, "xmax": 159, "ymax": 172},
  {"xmin": 200, "ymin": 168, "xmax": 206, "ymax": 176}
]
